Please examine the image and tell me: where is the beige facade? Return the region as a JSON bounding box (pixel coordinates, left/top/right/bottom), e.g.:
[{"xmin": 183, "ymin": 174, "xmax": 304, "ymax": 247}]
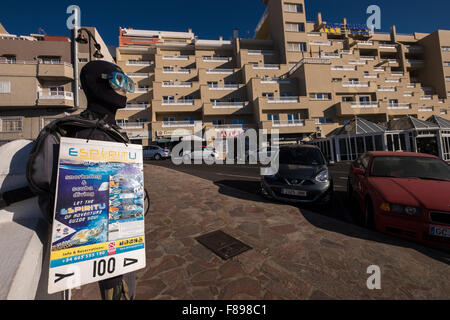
[
  {"xmin": 114, "ymin": 0, "xmax": 450, "ymax": 146},
  {"xmin": 0, "ymin": 25, "xmax": 113, "ymax": 143}
]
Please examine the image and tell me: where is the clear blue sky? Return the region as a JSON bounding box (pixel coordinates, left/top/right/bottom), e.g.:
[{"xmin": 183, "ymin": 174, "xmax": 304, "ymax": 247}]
[{"xmin": 1, "ymin": 0, "xmax": 450, "ymax": 46}]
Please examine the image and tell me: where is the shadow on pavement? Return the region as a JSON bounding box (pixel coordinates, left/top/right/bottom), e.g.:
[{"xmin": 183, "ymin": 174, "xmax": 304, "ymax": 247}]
[{"xmin": 214, "ymin": 179, "xmax": 450, "ymax": 266}]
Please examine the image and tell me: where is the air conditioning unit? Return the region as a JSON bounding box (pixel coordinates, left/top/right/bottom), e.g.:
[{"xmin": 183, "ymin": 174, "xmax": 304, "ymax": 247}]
[
  {"xmin": 316, "ymin": 132, "xmax": 323, "ymax": 138},
  {"xmin": 316, "ymin": 126, "xmax": 322, "ymax": 131}
]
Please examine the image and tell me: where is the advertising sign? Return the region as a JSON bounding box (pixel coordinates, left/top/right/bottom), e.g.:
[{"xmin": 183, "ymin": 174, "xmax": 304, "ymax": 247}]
[{"xmin": 48, "ymin": 137, "xmax": 146, "ymax": 294}]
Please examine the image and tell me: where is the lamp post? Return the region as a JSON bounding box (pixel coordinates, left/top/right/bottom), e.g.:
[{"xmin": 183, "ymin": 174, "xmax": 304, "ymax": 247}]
[{"xmin": 71, "ymin": 27, "xmax": 104, "ymax": 110}]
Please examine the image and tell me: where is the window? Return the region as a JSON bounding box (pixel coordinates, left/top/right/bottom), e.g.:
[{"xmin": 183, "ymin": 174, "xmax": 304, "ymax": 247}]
[
  {"xmin": 0, "ymin": 117, "xmax": 22, "ymax": 132},
  {"xmin": 284, "ymin": 3, "xmax": 303, "ymax": 13},
  {"xmin": 232, "ymin": 119, "xmax": 244, "ymax": 125},
  {"xmin": 163, "ymin": 96, "xmax": 175, "ymax": 102},
  {"xmin": 332, "ymin": 78, "xmax": 342, "ymax": 82},
  {"xmin": 184, "ymin": 117, "xmax": 195, "ymax": 124},
  {"xmin": 287, "ymin": 113, "xmax": 299, "ymax": 122},
  {"xmin": 342, "ymin": 96, "xmax": 354, "ymax": 102},
  {"xmin": 78, "ymin": 58, "xmax": 88, "ymax": 63},
  {"xmin": 310, "ymin": 93, "xmax": 332, "ymax": 100},
  {"xmin": 443, "ymin": 47, "xmax": 450, "ymax": 52},
  {"xmin": 163, "ymin": 117, "xmax": 175, "ymax": 122},
  {"xmin": 287, "ymin": 42, "xmax": 307, "ymax": 52},
  {"xmin": 360, "ymin": 96, "xmax": 370, "ymax": 102},
  {"xmin": 212, "ymin": 119, "xmax": 224, "ymax": 125},
  {"xmin": 268, "ymin": 114, "xmax": 280, "ymax": 122},
  {"xmin": 286, "ymin": 22, "xmax": 305, "ymax": 32},
  {"xmin": 0, "ymin": 81, "xmax": 11, "ymax": 94},
  {"xmin": 163, "ymin": 66, "xmax": 174, "ymax": 72},
  {"xmin": 262, "ymin": 92, "xmax": 274, "ymax": 98},
  {"xmin": 207, "ymin": 81, "xmax": 218, "ymax": 88},
  {"xmin": 314, "ymin": 117, "xmax": 327, "ymax": 124},
  {"xmin": 50, "ymin": 86, "xmax": 65, "ymax": 96},
  {"xmin": 389, "ymin": 99, "xmax": 399, "ymax": 105},
  {"xmin": 444, "ymin": 62, "xmax": 450, "ymax": 67}
]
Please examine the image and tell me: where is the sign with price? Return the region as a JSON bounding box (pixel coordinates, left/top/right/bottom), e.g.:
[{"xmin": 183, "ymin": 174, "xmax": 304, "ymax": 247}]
[{"xmin": 48, "ymin": 137, "xmax": 146, "ymax": 294}]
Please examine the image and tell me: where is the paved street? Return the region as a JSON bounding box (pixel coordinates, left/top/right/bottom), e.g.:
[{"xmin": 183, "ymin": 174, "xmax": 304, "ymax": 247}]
[{"xmin": 72, "ymin": 160, "xmax": 450, "ymax": 300}]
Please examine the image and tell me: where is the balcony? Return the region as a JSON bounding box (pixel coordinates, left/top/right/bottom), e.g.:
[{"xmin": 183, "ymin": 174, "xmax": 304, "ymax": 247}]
[
  {"xmin": 267, "ymin": 96, "xmax": 300, "ymax": 103},
  {"xmin": 206, "ymin": 68, "xmax": 234, "ymax": 74},
  {"xmin": 321, "ymin": 52, "xmax": 340, "ymax": 59},
  {"xmin": 203, "ymin": 56, "xmax": 230, "ymax": 62},
  {"xmin": 357, "ymin": 41, "xmax": 374, "ymax": 46},
  {"xmin": 418, "ymin": 106, "xmax": 434, "ymax": 112},
  {"xmin": 123, "ymin": 104, "xmax": 148, "ymax": 110},
  {"xmin": 359, "ymin": 56, "xmax": 375, "ymax": 61},
  {"xmin": 37, "ymin": 92, "xmax": 74, "ymax": 107},
  {"xmin": 387, "ymin": 103, "xmax": 411, "ymax": 110},
  {"xmin": 272, "ymin": 119, "xmax": 305, "ymax": 127},
  {"xmin": 350, "ymin": 102, "xmax": 379, "ymax": 109},
  {"xmin": 247, "ymin": 50, "xmax": 275, "ymax": 56},
  {"xmin": 379, "ymin": 44, "xmax": 397, "ymax": 50},
  {"xmin": 162, "ymin": 81, "xmax": 193, "ymax": 88},
  {"xmin": 126, "ymin": 60, "xmax": 152, "ymax": 66},
  {"xmin": 342, "ymin": 81, "xmax": 370, "ymax": 88},
  {"xmin": 163, "ymin": 68, "xmax": 191, "ymax": 74},
  {"xmin": 378, "ymin": 86, "xmax": 396, "ymax": 92},
  {"xmin": 252, "ymin": 64, "xmax": 280, "ymax": 70},
  {"xmin": 420, "ymin": 95, "xmax": 433, "ymax": 100},
  {"xmin": 309, "ymin": 41, "xmax": 331, "ymax": 46},
  {"xmin": 211, "ymin": 101, "xmax": 245, "ymax": 108},
  {"xmin": 331, "ymin": 65, "xmax": 356, "ymax": 71},
  {"xmin": 349, "ymin": 60, "xmax": 367, "ymax": 65},
  {"xmin": 162, "ymin": 55, "xmax": 190, "ymax": 60},
  {"xmin": 162, "ymin": 99, "xmax": 195, "ymax": 106},
  {"xmin": 260, "ymin": 78, "xmax": 291, "ymax": 84},
  {"xmin": 337, "ymin": 101, "xmax": 382, "ymax": 116},
  {"xmin": 118, "ymin": 122, "xmax": 146, "ymax": 129},
  {"xmin": 208, "ymin": 84, "xmax": 239, "ymax": 90},
  {"xmin": 162, "ymin": 120, "xmax": 201, "ymax": 128},
  {"xmin": 37, "ymin": 62, "xmax": 74, "ymax": 80},
  {"xmin": 128, "ymin": 73, "xmax": 148, "ymax": 78},
  {"xmin": 364, "ymin": 74, "xmax": 378, "ymax": 79}
]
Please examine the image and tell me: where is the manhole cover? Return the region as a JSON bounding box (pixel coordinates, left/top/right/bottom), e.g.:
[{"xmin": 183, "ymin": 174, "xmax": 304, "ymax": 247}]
[{"xmin": 196, "ymin": 230, "xmax": 252, "ymax": 260}]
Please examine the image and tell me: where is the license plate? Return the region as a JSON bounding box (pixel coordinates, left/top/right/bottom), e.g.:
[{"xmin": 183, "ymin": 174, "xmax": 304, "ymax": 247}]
[
  {"xmin": 430, "ymin": 225, "xmax": 450, "ymax": 238},
  {"xmin": 281, "ymin": 189, "xmax": 307, "ymax": 197}
]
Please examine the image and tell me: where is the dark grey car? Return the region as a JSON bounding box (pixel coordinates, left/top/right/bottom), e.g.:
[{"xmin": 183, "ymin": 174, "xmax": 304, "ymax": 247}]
[{"xmin": 261, "ymin": 145, "xmax": 333, "ymax": 205}]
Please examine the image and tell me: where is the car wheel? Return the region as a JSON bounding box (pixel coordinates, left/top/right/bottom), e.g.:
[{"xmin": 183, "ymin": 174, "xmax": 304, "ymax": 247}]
[
  {"xmin": 154, "ymin": 154, "xmax": 161, "ymax": 161},
  {"xmin": 364, "ymin": 199, "xmax": 375, "ymax": 230}
]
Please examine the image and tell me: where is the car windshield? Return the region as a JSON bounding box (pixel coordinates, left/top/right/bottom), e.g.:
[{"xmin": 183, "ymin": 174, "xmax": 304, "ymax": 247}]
[
  {"xmin": 279, "ymin": 147, "xmax": 325, "ymax": 166},
  {"xmin": 370, "ymin": 156, "xmax": 450, "ymax": 181}
]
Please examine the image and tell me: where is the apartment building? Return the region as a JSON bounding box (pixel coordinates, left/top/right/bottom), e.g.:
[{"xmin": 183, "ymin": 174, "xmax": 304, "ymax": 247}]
[
  {"xmin": 115, "ymin": 0, "xmax": 450, "ymax": 148},
  {"xmin": 0, "ymin": 24, "xmax": 113, "ymax": 144}
]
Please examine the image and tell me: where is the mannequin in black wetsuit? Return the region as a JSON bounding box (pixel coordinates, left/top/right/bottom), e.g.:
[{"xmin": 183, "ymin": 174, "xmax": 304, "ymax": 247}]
[{"xmin": 78, "ymin": 60, "xmax": 137, "ymax": 300}]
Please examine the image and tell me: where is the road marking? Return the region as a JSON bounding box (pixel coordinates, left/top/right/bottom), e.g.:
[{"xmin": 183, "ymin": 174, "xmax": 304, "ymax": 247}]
[{"xmin": 215, "ymin": 173, "xmax": 261, "ymax": 180}]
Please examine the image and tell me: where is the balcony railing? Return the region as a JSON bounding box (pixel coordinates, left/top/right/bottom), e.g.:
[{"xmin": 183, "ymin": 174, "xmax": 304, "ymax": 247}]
[
  {"xmin": 379, "ymin": 44, "xmax": 397, "ymax": 49},
  {"xmin": 342, "ymin": 81, "xmax": 370, "ymax": 87},
  {"xmin": 388, "ymin": 103, "xmax": 411, "ymax": 109},
  {"xmin": 124, "ymin": 104, "xmax": 147, "ymax": 110},
  {"xmin": 118, "ymin": 122, "xmax": 146, "ymax": 129},
  {"xmin": 162, "ymin": 99, "xmax": 195, "ymax": 106},
  {"xmin": 418, "ymin": 106, "xmax": 434, "ymax": 112},
  {"xmin": 38, "ymin": 92, "xmax": 74, "ymax": 100},
  {"xmin": 208, "ymin": 84, "xmax": 239, "ymax": 90},
  {"xmin": 163, "ymin": 68, "xmax": 190, "ymax": 74},
  {"xmin": 364, "ymin": 74, "xmax": 378, "ymax": 79},
  {"xmin": 420, "ymin": 95, "xmax": 433, "ymax": 100},
  {"xmin": 267, "ymin": 96, "xmax": 300, "ymax": 103},
  {"xmin": 349, "ymin": 60, "xmax": 367, "ymax": 65},
  {"xmin": 162, "ymin": 55, "xmax": 189, "ymax": 60},
  {"xmin": 253, "ymin": 64, "xmax": 280, "ymax": 69},
  {"xmin": 162, "ymin": 81, "xmax": 193, "ymax": 87},
  {"xmin": 212, "ymin": 101, "xmax": 245, "ymax": 108},
  {"xmin": 261, "ymin": 78, "xmax": 291, "ymax": 84},
  {"xmin": 248, "ymin": 50, "xmax": 275, "ymax": 56},
  {"xmin": 128, "ymin": 73, "xmax": 148, "ymax": 78},
  {"xmin": 350, "ymin": 102, "xmax": 379, "ymax": 108},
  {"xmin": 378, "ymin": 86, "xmax": 396, "ymax": 92},
  {"xmin": 309, "ymin": 41, "xmax": 331, "ymax": 46},
  {"xmin": 206, "ymin": 68, "xmax": 234, "ymax": 74},
  {"xmin": 357, "ymin": 41, "xmax": 374, "ymax": 46},
  {"xmin": 203, "ymin": 56, "xmax": 230, "ymax": 62},
  {"xmin": 127, "ymin": 60, "xmax": 152, "ymax": 66},
  {"xmin": 360, "ymin": 56, "xmax": 375, "ymax": 61},
  {"xmin": 331, "ymin": 66, "xmax": 356, "ymax": 71},
  {"xmin": 162, "ymin": 121, "xmax": 199, "ymax": 127},
  {"xmin": 272, "ymin": 120, "xmax": 305, "ymax": 127}
]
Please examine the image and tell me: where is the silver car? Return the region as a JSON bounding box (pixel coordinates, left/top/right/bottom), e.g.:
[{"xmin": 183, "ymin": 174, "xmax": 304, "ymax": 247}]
[{"xmin": 143, "ymin": 145, "xmax": 170, "ymax": 160}]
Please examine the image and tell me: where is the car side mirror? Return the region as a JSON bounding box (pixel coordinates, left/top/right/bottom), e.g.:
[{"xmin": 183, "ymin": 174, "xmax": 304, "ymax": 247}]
[{"xmin": 352, "ymin": 168, "xmax": 365, "ymax": 176}]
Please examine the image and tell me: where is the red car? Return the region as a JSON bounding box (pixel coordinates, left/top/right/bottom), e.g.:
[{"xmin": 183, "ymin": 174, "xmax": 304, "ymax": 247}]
[{"xmin": 347, "ymin": 151, "xmax": 450, "ymax": 248}]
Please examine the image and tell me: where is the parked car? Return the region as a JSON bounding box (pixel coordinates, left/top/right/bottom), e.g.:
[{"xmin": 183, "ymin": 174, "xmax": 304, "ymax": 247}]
[
  {"xmin": 143, "ymin": 145, "xmax": 170, "ymax": 160},
  {"xmin": 182, "ymin": 146, "xmax": 218, "ymax": 163},
  {"xmin": 261, "ymin": 145, "xmax": 334, "ymax": 205},
  {"xmin": 347, "ymin": 151, "xmax": 450, "ymax": 247}
]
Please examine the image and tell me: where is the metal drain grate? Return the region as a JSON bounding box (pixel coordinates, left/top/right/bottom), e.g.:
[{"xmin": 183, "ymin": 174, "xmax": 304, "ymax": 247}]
[{"xmin": 196, "ymin": 230, "xmax": 252, "ymax": 260}]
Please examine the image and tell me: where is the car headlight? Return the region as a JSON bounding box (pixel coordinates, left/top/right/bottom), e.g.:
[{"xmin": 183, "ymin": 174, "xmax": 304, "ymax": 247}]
[
  {"xmin": 315, "ymin": 170, "xmax": 330, "ymax": 182},
  {"xmin": 379, "ymin": 202, "xmax": 422, "ymax": 217}
]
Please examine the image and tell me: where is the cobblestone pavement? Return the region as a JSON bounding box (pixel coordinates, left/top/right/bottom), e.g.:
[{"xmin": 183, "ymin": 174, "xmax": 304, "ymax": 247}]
[{"xmin": 72, "ymin": 164, "xmax": 450, "ymax": 300}]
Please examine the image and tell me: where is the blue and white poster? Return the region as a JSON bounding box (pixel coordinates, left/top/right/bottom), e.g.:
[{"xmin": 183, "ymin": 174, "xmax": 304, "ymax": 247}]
[{"xmin": 48, "ymin": 137, "xmax": 146, "ymax": 294}]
